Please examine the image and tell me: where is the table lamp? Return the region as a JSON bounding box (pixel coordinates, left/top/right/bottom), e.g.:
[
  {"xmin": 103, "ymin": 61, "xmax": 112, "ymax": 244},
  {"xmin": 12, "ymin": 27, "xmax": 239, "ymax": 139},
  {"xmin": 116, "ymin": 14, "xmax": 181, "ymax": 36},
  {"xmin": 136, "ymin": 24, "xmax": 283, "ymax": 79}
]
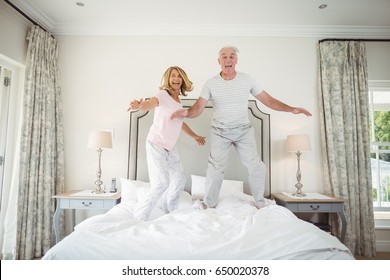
[
  {"xmin": 87, "ymin": 131, "xmax": 113, "ymax": 193},
  {"xmin": 286, "ymin": 134, "xmax": 311, "ymax": 197}
]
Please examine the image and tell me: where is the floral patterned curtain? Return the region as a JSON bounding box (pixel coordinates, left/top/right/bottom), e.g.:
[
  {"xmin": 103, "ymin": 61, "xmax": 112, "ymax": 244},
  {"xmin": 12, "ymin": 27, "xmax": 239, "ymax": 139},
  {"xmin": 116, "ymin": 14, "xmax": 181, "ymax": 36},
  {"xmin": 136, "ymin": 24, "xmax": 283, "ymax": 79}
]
[
  {"xmin": 317, "ymin": 40, "xmax": 376, "ymax": 257},
  {"xmin": 16, "ymin": 26, "xmax": 65, "ymax": 260}
]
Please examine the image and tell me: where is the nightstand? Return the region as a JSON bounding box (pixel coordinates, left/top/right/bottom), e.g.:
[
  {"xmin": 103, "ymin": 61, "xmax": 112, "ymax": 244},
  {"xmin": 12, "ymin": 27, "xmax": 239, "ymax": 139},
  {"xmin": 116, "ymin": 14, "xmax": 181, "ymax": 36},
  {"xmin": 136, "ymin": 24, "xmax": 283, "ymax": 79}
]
[
  {"xmin": 52, "ymin": 190, "xmax": 121, "ymax": 243},
  {"xmin": 272, "ymin": 192, "xmax": 347, "ymax": 243}
]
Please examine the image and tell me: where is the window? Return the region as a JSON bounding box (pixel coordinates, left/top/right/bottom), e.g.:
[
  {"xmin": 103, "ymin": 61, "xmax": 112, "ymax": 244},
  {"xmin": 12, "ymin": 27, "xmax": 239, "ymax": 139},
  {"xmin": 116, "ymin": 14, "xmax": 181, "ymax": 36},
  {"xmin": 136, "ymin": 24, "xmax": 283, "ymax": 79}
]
[{"xmin": 369, "ymin": 81, "xmax": 390, "ymax": 212}]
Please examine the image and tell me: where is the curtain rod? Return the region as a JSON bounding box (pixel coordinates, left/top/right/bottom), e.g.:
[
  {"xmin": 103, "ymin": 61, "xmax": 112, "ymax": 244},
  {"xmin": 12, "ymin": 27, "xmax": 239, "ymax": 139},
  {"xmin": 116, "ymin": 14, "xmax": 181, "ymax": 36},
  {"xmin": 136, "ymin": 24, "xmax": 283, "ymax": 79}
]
[
  {"xmin": 319, "ymin": 38, "xmax": 390, "ymax": 43},
  {"xmin": 4, "ymin": 0, "xmax": 54, "ymax": 37}
]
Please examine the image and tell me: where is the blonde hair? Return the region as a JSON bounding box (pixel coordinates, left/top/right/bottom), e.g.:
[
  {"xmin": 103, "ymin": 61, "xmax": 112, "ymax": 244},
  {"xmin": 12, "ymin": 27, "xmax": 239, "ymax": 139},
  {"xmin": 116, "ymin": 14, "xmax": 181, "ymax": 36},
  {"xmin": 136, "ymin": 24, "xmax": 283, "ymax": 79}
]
[
  {"xmin": 218, "ymin": 45, "xmax": 239, "ymax": 57},
  {"xmin": 159, "ymin": 66, "xmax": 193, "ymax": 96}
]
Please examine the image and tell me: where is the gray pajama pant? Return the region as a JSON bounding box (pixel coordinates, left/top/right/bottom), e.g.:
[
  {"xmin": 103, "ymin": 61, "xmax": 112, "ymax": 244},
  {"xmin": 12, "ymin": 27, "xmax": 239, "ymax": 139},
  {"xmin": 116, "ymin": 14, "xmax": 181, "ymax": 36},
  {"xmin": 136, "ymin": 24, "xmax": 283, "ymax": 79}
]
[
  {"xmin": 134, "ymin": 140, "xmax": 186, "ymax": 221},
  {"xmin": 204, "ymin": 124, "xmax": 266, "ymax": 207}
]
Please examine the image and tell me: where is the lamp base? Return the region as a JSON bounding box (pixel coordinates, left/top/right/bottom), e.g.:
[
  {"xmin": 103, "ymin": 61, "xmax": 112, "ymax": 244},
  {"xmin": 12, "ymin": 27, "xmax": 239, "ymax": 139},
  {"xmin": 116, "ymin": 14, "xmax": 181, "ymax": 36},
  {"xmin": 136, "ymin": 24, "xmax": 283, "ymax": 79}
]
[
  {"xmin": 292, "ymin": 182, "xmax": 306, "ymax": 197},
  {"xmin": 92, "ymin": 189, "xmax": 105, "ymax": 194},
  {"xmin": 292, "ymin": 192, "xmax": 306, "ymax": 197},
  {"xmin": 92, "ymin": 148, "xmax": 106, "ymax": 194},
  {"xmin": 93, "ymin": 179, "xmax": 105, "ymax": 194}
]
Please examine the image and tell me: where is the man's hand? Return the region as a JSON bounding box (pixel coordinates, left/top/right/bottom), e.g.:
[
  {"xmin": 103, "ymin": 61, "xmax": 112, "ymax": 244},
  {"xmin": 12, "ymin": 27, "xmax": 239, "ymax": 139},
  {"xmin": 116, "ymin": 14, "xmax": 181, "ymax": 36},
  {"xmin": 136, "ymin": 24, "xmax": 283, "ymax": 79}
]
[
  {"xmin": 291, "ymin": 107, "xmax": 312, "ymax": 117},
  {"xmin": 170, "ymin": 109, "xmax": 188, "ymax": 120}
]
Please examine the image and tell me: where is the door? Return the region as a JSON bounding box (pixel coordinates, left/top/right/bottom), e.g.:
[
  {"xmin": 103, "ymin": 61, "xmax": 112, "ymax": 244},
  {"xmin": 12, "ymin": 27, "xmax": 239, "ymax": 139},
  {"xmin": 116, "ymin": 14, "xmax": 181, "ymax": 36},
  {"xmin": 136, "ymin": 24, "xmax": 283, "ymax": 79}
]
[{"xmin": 0, "ymin": 65, "xmax": 12, "ymax": 208}]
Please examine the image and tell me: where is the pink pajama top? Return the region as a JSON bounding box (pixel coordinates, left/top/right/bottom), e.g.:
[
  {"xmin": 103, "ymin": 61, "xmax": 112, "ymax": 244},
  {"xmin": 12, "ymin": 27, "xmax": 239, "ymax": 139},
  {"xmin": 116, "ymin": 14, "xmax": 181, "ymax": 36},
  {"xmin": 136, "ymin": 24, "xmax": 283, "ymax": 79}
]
[{"xmin": 147, "ymin": 90, "xmax": 184, "ymax": 151}]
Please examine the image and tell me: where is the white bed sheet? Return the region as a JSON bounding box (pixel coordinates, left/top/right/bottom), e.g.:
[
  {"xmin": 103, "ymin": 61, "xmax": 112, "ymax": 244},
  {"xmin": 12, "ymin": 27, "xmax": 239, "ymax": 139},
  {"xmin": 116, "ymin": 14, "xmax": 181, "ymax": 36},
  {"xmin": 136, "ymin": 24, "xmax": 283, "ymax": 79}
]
[{"xmin": 43, "ymin": 196, "xmax": 353, "ymax": 260}]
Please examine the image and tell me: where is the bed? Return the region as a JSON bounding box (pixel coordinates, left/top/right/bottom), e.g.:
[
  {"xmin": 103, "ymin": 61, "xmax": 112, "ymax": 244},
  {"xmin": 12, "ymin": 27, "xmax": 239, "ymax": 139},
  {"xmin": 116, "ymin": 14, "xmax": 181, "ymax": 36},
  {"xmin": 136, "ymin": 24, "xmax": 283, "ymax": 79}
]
[{"xmin": 43, "ymin": 99, "xmax": 354, "ymax": 260}]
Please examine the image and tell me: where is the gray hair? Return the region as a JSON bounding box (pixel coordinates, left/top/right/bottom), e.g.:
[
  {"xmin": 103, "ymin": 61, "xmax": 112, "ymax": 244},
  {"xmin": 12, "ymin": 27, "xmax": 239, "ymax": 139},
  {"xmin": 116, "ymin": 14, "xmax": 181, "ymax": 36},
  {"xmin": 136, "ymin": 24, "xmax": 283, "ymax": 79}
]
[{"xmin": 218, "ymin": 45, "xmax": 239, "ymax": 56}]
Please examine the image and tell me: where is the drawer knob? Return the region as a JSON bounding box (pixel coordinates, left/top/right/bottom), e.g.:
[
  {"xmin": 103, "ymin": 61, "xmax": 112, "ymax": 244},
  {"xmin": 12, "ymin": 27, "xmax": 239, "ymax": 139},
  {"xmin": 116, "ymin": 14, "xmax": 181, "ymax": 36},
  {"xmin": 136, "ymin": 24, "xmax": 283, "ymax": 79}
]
[
  {"xmin": 310, "ymin": 205, "xmax": 320, "ymax": 210},
  {"xmin": 82, "ymin": 201, "xmax": 92, "ymax": 207}
]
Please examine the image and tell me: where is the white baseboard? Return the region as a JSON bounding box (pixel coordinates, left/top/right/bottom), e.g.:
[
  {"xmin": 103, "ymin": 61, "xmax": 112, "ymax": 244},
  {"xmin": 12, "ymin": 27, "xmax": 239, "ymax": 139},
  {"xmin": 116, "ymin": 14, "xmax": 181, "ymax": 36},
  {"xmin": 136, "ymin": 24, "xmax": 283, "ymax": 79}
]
[{"xmin": 376, "ymin": 240, "xmax": 390, "ymax": 252}]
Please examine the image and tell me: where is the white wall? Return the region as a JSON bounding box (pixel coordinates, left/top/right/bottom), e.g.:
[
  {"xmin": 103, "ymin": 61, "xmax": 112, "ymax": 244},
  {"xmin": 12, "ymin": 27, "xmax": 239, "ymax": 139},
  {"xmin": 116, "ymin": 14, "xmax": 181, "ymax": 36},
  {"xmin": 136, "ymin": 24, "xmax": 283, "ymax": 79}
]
[{"xmin": 0, "ymin": 1, "xmax": 32, "ymax": 64}]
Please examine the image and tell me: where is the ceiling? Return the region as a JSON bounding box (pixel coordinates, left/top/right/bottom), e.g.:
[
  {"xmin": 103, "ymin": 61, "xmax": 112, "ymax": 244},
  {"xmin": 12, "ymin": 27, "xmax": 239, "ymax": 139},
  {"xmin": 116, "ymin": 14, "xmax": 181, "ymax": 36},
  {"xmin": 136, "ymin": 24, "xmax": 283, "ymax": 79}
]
[{"xmin": 6, "ymin": 0, "xmax": 390, "ymax": 37}]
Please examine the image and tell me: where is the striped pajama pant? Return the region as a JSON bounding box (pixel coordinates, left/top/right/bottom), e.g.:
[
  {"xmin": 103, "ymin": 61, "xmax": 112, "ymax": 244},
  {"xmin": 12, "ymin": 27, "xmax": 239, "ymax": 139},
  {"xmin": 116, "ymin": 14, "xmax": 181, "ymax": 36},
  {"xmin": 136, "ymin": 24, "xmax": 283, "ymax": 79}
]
[{"xmin": 204, "ymin": 124, "xmax": 266, "ymax": 208}]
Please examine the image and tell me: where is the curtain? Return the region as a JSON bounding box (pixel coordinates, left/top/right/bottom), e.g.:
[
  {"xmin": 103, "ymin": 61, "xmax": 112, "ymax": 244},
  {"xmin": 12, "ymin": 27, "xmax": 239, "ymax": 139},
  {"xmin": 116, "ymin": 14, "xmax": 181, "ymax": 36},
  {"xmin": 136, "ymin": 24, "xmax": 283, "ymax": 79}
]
[
  {"xmin": 15, "ymin": 26, "xmax": 65, "ymax": 260},
  {"xmin": 317, "ymin": 41, "xmax": 376, "ymax": 257}
]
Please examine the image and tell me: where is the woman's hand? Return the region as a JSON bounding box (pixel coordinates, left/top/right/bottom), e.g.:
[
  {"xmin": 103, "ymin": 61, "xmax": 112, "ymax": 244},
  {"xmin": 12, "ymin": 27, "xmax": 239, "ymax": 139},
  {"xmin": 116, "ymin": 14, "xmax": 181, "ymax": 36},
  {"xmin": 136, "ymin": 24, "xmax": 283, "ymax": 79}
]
[
  {"xmin": 127, "ymin": 98, "xmax": 144, "ymax": 111},
  {"xmin": 194, "ymin": 135, "xmax": 206, "ymax": 146}
]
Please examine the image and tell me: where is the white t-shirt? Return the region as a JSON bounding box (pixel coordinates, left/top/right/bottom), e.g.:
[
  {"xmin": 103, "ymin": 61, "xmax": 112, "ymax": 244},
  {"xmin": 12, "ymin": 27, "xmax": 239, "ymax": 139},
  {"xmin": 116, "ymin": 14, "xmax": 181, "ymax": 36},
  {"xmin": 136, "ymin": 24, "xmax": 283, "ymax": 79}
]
[
  {"xmin": 200, "ymin": 72, "xmax": 263, "ymax": 128},
  {"xmin": 147, "ymin": 90, "xmax": 184, "ymax": 150}
]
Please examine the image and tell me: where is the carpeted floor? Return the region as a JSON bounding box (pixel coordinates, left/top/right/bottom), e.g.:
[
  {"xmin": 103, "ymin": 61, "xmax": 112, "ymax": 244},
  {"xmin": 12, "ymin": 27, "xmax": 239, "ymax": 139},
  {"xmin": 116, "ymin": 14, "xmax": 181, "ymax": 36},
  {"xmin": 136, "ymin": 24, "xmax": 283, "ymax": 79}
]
[{"xmin": 355, "ymin": 251, "xmax": 390, "ymax": 260}]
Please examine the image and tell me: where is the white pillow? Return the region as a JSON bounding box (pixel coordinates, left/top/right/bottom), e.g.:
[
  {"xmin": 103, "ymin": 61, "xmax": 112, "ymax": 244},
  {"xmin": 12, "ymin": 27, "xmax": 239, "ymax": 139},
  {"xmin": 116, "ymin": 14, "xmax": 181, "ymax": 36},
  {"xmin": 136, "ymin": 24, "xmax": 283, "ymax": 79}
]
[
  {"xmin": 191, "ymin": 175, "xmax": 244, "ymax": 200},
  {"xmin": 191, "ymin": 175, "xmax": 206, "ymax": 200},
  {"xmin": 120, "ymin": 178, "xmax": 150, "ymax": 202},
  {"xmin": 121, "ymin": 178, "xmax": 192, "ymax": 210},
  {"xmin": 177, "ymin": 191, "xmax": 193, "ymax": 209},
  {"xmin": 137, "ymin": 186, "xmax": 192, "ymax": 210},
  {"xmin": 220, "ymin": 179, "xmax": 244, "ymax": 199},
  {"xmin": 136, "ymin": 183, "xmax": 161, "ymax": 207}
]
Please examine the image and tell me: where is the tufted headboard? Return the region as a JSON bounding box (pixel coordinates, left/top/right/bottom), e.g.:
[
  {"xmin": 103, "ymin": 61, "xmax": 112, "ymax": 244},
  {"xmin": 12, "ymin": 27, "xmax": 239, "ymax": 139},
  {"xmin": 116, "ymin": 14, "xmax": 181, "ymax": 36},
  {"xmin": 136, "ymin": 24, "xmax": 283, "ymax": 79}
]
[{"xmin": 127, "ymin": 99, "xmax": 271, "ymax": 197}]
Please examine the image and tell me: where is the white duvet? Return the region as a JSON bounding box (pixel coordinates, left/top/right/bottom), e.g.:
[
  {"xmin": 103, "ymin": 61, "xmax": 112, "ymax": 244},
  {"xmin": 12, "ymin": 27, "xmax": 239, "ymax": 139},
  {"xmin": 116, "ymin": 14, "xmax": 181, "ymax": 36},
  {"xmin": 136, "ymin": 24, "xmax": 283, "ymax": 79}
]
[{"xmin": 43, "ymin": 195, "xmax": 354, "ymax": 260}]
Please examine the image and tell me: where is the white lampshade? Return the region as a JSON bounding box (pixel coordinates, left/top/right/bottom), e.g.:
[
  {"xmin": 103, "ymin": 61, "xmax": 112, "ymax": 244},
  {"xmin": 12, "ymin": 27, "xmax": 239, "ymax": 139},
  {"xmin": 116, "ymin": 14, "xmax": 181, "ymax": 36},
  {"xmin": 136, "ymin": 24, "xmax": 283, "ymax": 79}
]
[
  {"xmin": 87, "ymin": 131, "xmax": 113, "ymax": 149},
  {"xmin": 286, "ymin": 134, "xmax": 311, "ymax": 152}
]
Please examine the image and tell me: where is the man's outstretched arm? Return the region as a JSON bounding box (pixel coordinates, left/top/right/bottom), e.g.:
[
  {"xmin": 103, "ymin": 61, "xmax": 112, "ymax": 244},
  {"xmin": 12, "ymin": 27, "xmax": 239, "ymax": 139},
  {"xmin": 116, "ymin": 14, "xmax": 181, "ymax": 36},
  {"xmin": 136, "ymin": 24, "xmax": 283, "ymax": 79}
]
[
  {"xmin": 171, "ymin": 97, "xmax": 208, "ymax": 119},
  {"xmin": 256, "ymin": 91, "xmax": 312, "ymax": 117}
]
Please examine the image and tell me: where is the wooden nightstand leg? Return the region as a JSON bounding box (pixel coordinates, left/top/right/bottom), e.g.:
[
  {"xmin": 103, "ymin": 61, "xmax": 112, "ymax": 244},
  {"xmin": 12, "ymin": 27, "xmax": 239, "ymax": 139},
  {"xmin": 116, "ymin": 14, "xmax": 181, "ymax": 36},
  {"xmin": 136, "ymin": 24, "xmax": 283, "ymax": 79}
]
[
  {"xmin": 339, "ymin": 210, "xmax": 347, "ymax": 243},
  {"xmin": 71, "ymin": 209, "xmax": 76, "ymax": 230},
  {"xmin": 53, "ymin": 200, "xmax": 61, "ymax": 244}
]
